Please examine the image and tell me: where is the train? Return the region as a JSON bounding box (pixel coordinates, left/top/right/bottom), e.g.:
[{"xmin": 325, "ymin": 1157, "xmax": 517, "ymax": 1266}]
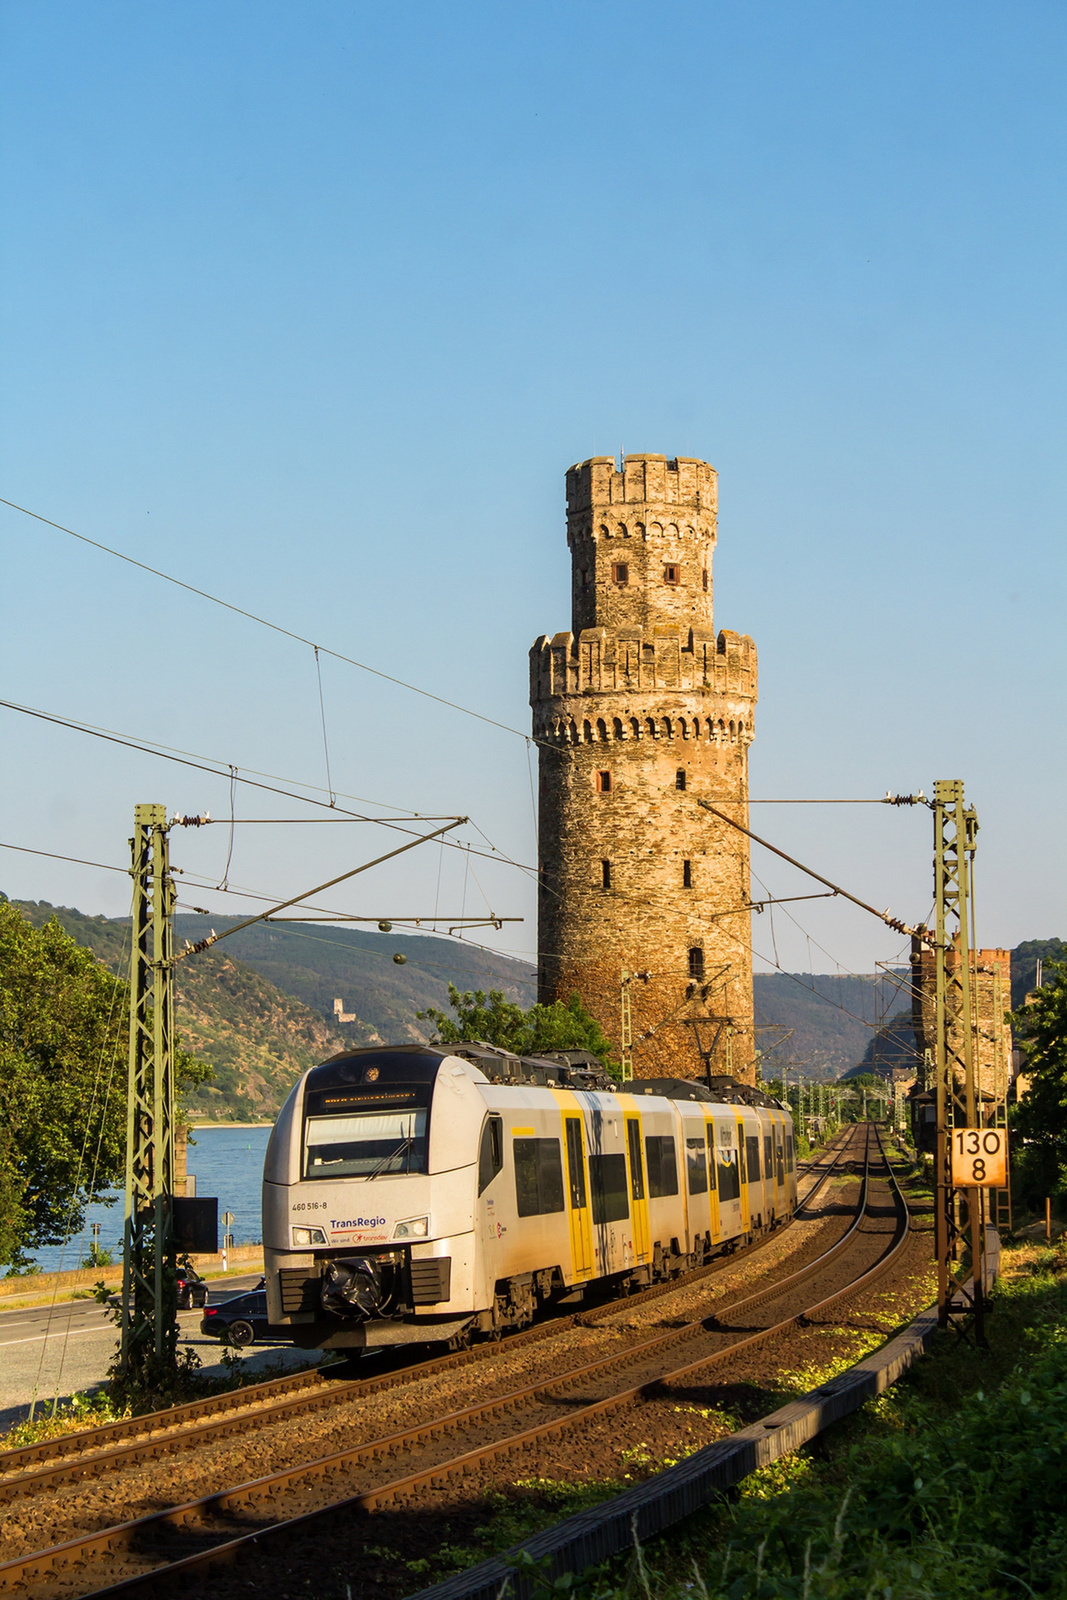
[{"xmin": 262, "ymin": 1042, "xmax": 798, "ymax": 1350}]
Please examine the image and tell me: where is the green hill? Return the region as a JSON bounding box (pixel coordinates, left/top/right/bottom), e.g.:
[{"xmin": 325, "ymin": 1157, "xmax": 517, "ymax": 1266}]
[
  {"xmin": 751, "ymin": 970, "xmax": 912, "ymax": 1079},
  {"xmin": 170, "ymin": 914, "xmax": 538, "ymax": 1040},
  {"xmin": 10, "ymin": 893, "xmax": 1058, "ymax": 1109},
  {"xmin": 11, "ymin": 899, "xmax": 355, "ymax": 1120},
  {"xmin": 7, "ymin": 899, "xmax": 538, "ymax": 1121}
]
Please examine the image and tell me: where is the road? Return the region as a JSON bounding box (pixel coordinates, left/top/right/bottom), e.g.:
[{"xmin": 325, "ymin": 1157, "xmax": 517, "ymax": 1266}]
[{"xmin": 0, "ymin": 1275, "xmax": 319, "ymax": 1436}]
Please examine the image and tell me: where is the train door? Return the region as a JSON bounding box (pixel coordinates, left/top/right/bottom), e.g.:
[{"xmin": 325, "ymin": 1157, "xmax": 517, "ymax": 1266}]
[
  {"xmin": 714, "ymin": 1118, "xmax": 742, "ymax": 1242},
  {"xmin": 705, "ymin": 1118, "xmax": 720, "ymax": 1243},
  {"xmin": 625, "ymin": 1115, "xmax": 651, "ymax": 1265},
  {"xmin": 564, "ymin": 1115, "xmax": 595, "ymax": 1281},
  {"xmin": 744, "ymin": 1118, "xmax": 765, "ymax": 1229},
  {"xmin": 735, "ymin": 1117, "xmax": 751, "ymax": 1232},
  {"xmin": 683, "ymin": 1111, "xmax": 711, "ymax": 1257},
  {"xmin": 763, "ymin": 1126, "xmax": 775, "ymax": 1220}
]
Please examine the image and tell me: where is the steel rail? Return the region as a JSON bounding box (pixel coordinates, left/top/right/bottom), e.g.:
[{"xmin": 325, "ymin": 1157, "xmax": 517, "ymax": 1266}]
[
  {"xmin": 0, "ymin": 1130, "xmax": 883, "ymax": 1595},
  {"xmin": 0, "ymin": 1128, "xmax": 855, "ymax": 1492}
]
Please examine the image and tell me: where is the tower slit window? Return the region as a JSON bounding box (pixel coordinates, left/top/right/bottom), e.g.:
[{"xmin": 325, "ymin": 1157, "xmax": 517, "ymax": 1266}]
[
  {"xmin": 663, "ymin": 564, "xmax": 680, "ymax": 585},
  {"xmin": 675, "ymin": 769, "xmax": 686, "ymax": 790},
  {"xmin": 688, "ymin": 946, "xmax": 705, "ymax": 981},
  {"xmin": 601, "ymin": 859, "xmax": 611, "ymax": 889},
  {"xmin": 611, "ymin": 563, "xmax": 629, "ymax": 585},
  {"xmin": 595, "ymin": 770, "xmax": 612, "ymax": 793},
  {"xmin": 683, "ymin": 860, "xmax": 692, "ymax": 889}
]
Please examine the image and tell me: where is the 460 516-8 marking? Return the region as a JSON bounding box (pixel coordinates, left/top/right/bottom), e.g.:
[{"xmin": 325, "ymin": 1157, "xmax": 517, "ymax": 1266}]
[{"xmin": 951, "ymin": 1127, "xmax": 1007, "ymax": 1188}]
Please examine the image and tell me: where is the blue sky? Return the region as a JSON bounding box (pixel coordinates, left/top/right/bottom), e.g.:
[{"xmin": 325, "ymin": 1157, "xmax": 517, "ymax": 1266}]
[{"xmin": 1, "ymin": 0, "xmax": 1064, "ymax": 977}]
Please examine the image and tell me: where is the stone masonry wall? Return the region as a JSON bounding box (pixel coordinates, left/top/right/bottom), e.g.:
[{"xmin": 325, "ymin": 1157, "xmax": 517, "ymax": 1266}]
[{"xmin": 532, "ymin": 454, "xmax": 758, "ymax": 1084}]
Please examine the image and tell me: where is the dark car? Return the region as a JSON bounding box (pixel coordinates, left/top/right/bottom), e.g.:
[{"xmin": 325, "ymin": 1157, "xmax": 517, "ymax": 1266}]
[
  {"xmin": 176, "ymin": 1265, "xmax": 208, "ymax": 1310},
  {"xmin": 106, "ymin": 1264, "xmax": 209, "ymax": 1312},
  {"xmin": 200, "ymin": 1287, "xmax": 274, "ymax": 1346}
]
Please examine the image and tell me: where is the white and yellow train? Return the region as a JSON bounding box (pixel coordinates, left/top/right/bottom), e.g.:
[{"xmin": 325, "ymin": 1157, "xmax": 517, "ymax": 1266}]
[{"xmin": 262, "ymin": 1043, "xmax": 797, "ymax": 1350}]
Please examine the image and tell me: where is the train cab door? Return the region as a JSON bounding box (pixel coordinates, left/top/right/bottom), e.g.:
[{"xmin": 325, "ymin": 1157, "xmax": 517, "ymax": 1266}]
[
  {"xmin": 625, "ymin": 1116, "xmax": 651, "ymax": 1266},
  {"xmin": 564, "ymin": 1115, "xmax": 595, "ymax": 1281},
  {"xmin": 736, "ymin": 1118, "xmax": 751, "ymax": 1232}
]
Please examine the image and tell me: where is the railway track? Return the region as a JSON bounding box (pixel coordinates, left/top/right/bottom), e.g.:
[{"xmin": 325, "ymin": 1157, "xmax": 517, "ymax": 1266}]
[
  {"xmin": 0, "ymin": 1124, "xmax": 912, "ymax": 1600},
  {"xmin": 0, "ymin": 1128, "xmax": 853, "ymax": 1498}
]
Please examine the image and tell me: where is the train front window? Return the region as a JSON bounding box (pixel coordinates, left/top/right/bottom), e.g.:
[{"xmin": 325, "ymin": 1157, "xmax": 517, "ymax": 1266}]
[{"xmin": 304, "ymin": 1108, "xmax": 428, "ymax": 1178}]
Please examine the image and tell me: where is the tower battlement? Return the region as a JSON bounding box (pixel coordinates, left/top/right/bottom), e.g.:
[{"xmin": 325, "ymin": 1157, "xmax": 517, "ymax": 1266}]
[
  {"xmin": 530, "ymin": 626, "xmax": 757, "ymax": 704},
  {"xmin": 565, "ymin": 454, "xmax": 718, "ymax": 515}
]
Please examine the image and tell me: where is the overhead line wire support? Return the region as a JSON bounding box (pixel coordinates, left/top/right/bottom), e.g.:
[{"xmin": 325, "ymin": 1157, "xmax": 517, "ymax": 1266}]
[
  {"xmin": 930, "ymin": 778, "xmax": 991, "ymax": 1343},
  {"xmin": 696, "ymin": 799, "xmax": 930, "ymax": 942},
  {"xmin": 173, "ymin": 817, "xmax": 467, "ymax": 961},
  {"xmin": 120, "ymin": 805, "xmax": 177, "ymax": 1377}
]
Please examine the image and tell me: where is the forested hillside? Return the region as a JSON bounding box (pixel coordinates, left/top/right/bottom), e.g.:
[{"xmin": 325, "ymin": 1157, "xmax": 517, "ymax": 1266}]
[
  {"xmin": 12, "ymin": 899, "xmax": 355, "ymax": 1120},
  {"xmin": 10, "ymin": 894, "xmax": 1058, "ymax": 1104}
]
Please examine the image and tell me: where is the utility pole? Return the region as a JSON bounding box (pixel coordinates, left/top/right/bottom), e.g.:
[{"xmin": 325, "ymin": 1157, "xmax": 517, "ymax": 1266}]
[
  {"xmin": 120, "ymin": 804, "xmax": 178, "ymax": 1378},
  {"xmin": 932, "ymin": 778, "xmax": 989, "ymax": 1341}
]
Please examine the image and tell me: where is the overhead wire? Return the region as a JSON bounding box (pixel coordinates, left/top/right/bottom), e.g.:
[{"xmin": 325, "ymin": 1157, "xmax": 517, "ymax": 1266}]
[{"xmin": 0, "ymin": 494, "xmax": 546, "ymax": 747}]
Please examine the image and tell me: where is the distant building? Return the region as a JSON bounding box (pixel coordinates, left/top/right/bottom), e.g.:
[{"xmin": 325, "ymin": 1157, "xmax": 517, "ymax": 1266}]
[{"xmin": 531, "ymin": 454, "xmax": 757, "ymax": 1083}]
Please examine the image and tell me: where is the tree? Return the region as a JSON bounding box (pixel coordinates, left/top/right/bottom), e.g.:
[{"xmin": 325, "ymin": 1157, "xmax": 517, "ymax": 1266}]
[
  {"xmin": 0, "ymin": 900, "xmax": 211, "ymax": 1268},
  {"xmin": 419, "ymin": 985, "xmax": 618, "ymax": 1073},
  {"xmin": 1010, "ymin": 960, "xmax": 1067, "ymax": 1205}
]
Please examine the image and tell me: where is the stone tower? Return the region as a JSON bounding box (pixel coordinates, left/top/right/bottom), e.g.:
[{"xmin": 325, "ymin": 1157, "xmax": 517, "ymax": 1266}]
[{"xmin": 530, "ymin": 454, "xmax": 758, "ymax": 1084}]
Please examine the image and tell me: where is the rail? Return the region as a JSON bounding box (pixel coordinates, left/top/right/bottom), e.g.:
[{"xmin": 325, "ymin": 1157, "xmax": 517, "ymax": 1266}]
[{"xmin": 0, "ymin": 1125, "xmax": 901, "ymax": 1598}]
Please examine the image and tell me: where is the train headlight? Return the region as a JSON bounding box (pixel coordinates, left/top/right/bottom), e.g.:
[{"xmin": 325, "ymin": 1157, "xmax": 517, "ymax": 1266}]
[
  {"xmin": 291, "ymin": 1226, "xmax": 328, "ymax": 1247},
  {"xmin": 393, "ymin": 1216, "xmax": 429, "ymax": 1239}
]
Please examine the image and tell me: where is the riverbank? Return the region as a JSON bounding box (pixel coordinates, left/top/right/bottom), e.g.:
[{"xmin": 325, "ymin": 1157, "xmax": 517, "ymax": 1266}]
[{"xmin": 0, "ymin": 1245, "xmax": 264, "ymax": 1309}]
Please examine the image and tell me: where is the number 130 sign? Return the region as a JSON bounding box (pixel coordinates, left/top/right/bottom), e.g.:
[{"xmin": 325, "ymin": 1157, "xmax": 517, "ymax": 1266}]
[{"xmin": 951, "ymin": 1128, "xmax": 1008, "ymax": 1187}]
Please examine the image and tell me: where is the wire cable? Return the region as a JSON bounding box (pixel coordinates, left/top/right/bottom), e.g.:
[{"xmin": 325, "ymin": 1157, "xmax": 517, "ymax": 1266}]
[{"xmin": 0, "ymin": 495, "xmax": 542, "ymax": 746}]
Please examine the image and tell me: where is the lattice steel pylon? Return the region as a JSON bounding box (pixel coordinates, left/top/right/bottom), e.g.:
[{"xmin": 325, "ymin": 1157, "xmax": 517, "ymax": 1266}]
[
  {"xmin": 932, "ymin": 778, "xmax": 989, "ymax": 1340},
  {"xmin": 120, "ymin": 804, "xmax": 178, "ymax": 1376}
]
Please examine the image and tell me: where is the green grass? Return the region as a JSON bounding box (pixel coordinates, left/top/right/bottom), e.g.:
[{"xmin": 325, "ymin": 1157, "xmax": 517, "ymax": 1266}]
[
  {"xmin": 555, "ymin": 1237, "xmax": 1067, "ymax": 1600},
  {"xmin": 388, "ymin": 1238, "xmax": 1067, "ymax": 1600}
]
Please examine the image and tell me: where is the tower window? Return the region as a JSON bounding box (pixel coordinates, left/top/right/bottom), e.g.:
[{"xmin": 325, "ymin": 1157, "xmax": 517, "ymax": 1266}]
[
  {"xmin": 581, "ymin": 569, "xmax": 590, "ymax": 587},
  {"xmin": 596, "ymin": 770, "xmax": 612, "ymax": 792},
  {"xmin": 688, "ymin": 947, "xmax": 705, "ymax": 981},
  {"xmin": 663, "ymin": 564, "xmax": 680, "ymax": 585},
  {"xmin": 675, "ymin": 769, "xmax": 686, "ymax": 790},
  {"xmin": 702, "ymin": 569, "xmax": 709, "ymax": 592},
  {"xmin": 683, "ymin": 860, "xmax": 692, "ymax": 889},
  {"xmin": 611, "ymin": 563, "xmax": 629, "ymax": 585},
  {"xmin": 601, "ymin": 859, "xmax": 611, "ymax": 889}
]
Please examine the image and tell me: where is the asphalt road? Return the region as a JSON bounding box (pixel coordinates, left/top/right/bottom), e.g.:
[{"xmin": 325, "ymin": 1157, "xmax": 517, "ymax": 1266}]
[{"xmin": 0, "ymin": 1274, "xmax": 318, "ymax": 1436}]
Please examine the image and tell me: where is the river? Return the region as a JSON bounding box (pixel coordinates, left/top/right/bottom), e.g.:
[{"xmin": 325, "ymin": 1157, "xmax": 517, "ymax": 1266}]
[{"xmin": 8, "ymin": 1126, "xmax": 273, "ymax": 1277}]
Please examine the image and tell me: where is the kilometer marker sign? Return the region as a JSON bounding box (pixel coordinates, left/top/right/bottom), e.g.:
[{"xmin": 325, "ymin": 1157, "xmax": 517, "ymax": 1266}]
[{"xmin": 951, "ymin": 1128, "xmax": 1007, "ymax": 1187}]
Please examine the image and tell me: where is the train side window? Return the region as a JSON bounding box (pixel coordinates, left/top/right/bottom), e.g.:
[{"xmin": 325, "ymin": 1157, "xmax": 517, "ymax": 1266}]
[
  {"xmin": 686, "ymin": 1138, "xmax": 708, "ymax": 1195},
  {"xmin": 746, "ymin": 1135, "xmax": 761, "ymax": 1182},
  {"xmin": 626, "ymin": 1119, "xmax": 645, "ymax": 1201},
  {"xmin": 736, "ymin": 1130, "xmax": 747, "ymax": 1184},
  {"xmin": 776, "ymin": 1134, "xmax": 785, "ymax": 1184},
  {"xmin": 590, "ymin": 1154, "xmax": 629, "ymax": 1224},
  {"xmin": 785, "ymin": 1130, "xmax": 795, "ymax": 1174},
  {"xmin": 478, "ymin": 1116, "xmax": 503, "ymax": 1195},
  {"xmin": 704, "ymin": 1125, "xmax": 717, "ymax": 1189},
  {"xmin": 645, "ymin": 1135, "xmax": 679, "ymax": 1197},
  {"xmin": 717, "ymin": 1150, "xmax": 741, "ymax": 1203},
  {"xmin": 565, "ymin": 1118, "xmax": 587, "ymax": 1208},
  {"xmin": 764, "ymin": 1134, "xmax": 773, "ymax": 1177},
  {"xmin": 514, "ymin": 1138, "xmax": 565, "ymax": 1216}
]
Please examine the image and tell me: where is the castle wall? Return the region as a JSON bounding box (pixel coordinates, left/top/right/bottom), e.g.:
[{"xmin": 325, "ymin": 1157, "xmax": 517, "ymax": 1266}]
[{"xmin": 532, "ymin": 455, "xmax": 758, "ymax": 1085}]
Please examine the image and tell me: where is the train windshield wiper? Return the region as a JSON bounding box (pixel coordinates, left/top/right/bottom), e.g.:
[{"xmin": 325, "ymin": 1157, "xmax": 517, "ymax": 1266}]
[{"xmin": 364, "ymin": 1135, "xmax": 414, "ymax": 1181}]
